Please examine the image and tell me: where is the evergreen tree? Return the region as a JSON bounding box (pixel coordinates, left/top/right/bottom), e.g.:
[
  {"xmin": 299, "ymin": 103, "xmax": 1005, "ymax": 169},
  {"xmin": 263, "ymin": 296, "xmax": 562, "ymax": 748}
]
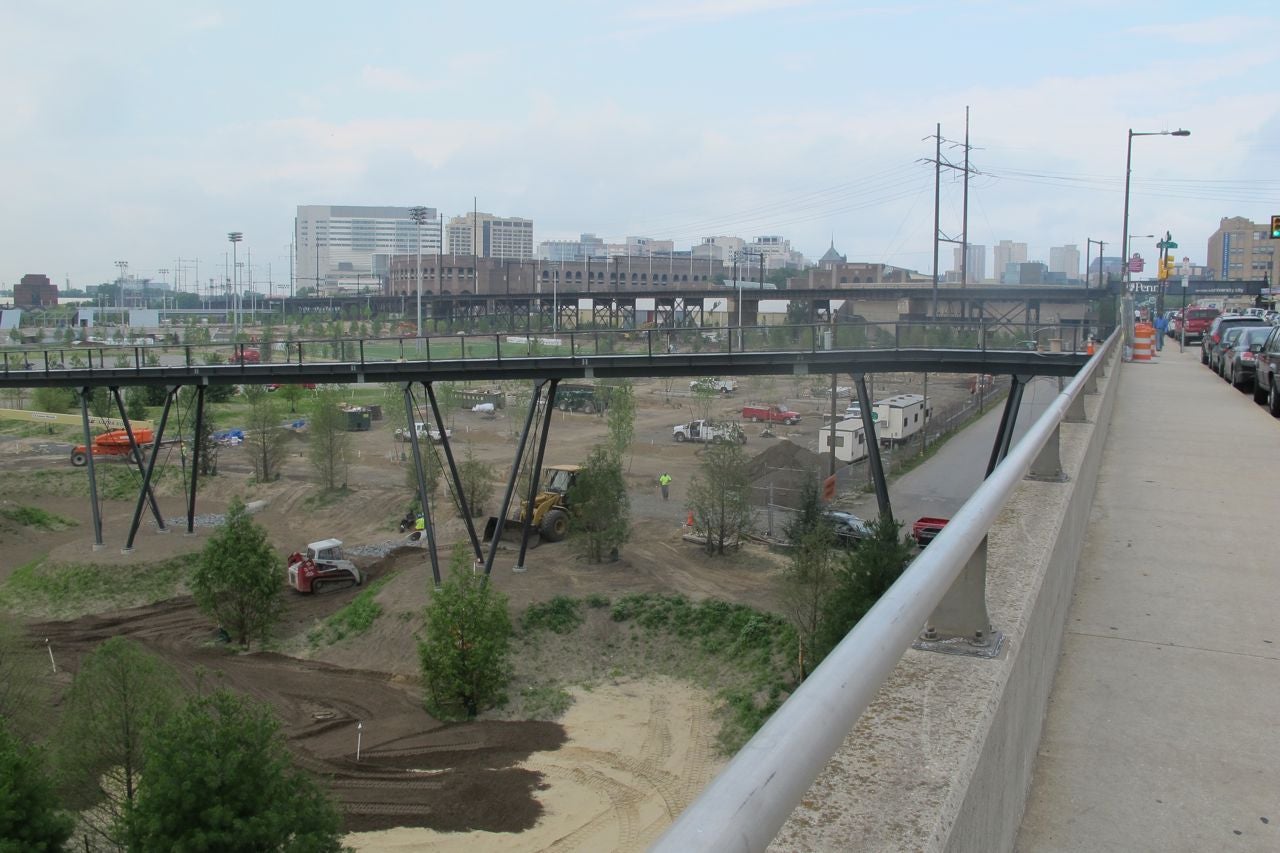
[
  {"xmin": 190, "ymin": 498, "xmax": 283, "ymax": 649},
  {"xmin": 419, "ymin": 547, "xmax": 512, "ymax": 720},
  {"xmin": 124, "ymin": 690, "xmax": 344, "ymax": 852},
  {"xmin": 812, "ymin": 514, "xmax": 914, "ymax": 661},
  {"xmin": 0, "ymin": 722, "xmax": 75, "ymax": 851}
]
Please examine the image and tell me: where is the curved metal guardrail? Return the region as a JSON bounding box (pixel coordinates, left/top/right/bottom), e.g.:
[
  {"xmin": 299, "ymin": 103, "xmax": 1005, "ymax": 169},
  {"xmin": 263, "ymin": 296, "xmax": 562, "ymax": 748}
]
[{"xmin": 650, "ymin": 328, "xmax": 1118, "ymax": 853}]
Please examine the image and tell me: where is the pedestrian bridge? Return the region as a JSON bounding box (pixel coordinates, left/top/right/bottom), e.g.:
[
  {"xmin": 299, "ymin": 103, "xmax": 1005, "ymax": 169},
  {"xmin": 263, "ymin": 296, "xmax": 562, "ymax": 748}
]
[{"xmin": 653, "ymin": 334, "xmax": 1280, "ymax": 851}]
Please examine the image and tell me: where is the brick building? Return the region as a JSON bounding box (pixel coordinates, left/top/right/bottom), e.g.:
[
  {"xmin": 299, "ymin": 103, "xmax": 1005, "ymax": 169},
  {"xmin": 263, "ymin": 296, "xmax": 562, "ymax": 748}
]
[{"xmin": 14, "ymin": 274, "xmax": 58, "ymax": 307}]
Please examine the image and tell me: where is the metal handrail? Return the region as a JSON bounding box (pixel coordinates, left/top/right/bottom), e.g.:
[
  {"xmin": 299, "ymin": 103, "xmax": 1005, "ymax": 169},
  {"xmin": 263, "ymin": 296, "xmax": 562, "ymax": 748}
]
[{"xmin": 651, "ymin": 328, "xmax": 1119, "ymax": 853}]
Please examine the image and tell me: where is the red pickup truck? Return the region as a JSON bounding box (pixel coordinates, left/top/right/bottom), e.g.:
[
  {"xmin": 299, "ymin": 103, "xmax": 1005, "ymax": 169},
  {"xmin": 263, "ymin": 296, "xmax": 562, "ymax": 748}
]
[
  {"xmin": 912, "ymin": 516, "xmax": 949, "ymax": 547},
  {"xmin": 741, "ymin": 404, "xmax": 801, "ymax": 425},
  {"xmin": 1176, "ymin": 307, "xmax": 1219, "ymax": 343}
]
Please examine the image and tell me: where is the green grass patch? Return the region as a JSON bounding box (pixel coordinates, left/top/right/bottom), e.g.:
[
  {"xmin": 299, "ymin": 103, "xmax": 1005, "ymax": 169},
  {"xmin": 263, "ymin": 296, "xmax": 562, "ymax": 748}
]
[
  {"xmin": 301, "ymin": 486, "xmax": 353, "ymax": 511},
  {"xmin": 0, "ymin": 555, "xmax": 187, "ymax": 618},
  {"xmin": 521, "ymin": 595, "xmax": 583, "ymax": 634},
  {"xmin": 308, "ymin": 576, "xmax": 392, "ymax": 646},
  {"xmin": 3, "ymin": 464, "xmax": 184, "ymax": 501},
  {"xmin": 516, "ymin": 592, "xmax": 797, "ymax": 753},
  {"xmin": 0, "ymin": 505, "xmax": 77, "ymax": 531},
  {"xmin": 516, "ymin": 684, "xmax": 573, "ymax": 719}
]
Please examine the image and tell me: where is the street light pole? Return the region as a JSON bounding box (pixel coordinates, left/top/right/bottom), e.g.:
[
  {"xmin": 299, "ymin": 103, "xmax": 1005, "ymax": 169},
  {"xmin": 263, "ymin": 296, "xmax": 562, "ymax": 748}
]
[
  {"xmin": 409, "ymin": 206, "xmax": 429, "ymax": 346},
  {"xmin": 1120, "ymin": 129, "xmax": 1189, "ymax": 348},
  {"xmin": 227, "ymin": 232, "xmax": 243, "ymax": 338}
]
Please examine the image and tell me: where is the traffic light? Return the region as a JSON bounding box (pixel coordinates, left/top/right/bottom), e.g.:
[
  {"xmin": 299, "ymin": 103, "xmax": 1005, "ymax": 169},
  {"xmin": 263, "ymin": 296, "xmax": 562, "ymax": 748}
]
[
  {"xmin": 1158, "ymin": 254, "xmax": 1175, "ymax": 280},
  {"xmin": 1271, "ymin": 214, "xmax": 1280, "ymax": 239}
]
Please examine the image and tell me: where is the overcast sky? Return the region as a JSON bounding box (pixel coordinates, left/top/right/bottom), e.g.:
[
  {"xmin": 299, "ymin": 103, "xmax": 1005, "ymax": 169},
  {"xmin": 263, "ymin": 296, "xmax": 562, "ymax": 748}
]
[{"xmin": 3, "ymin": 1, "xmax": 1278, "ymax": 291}]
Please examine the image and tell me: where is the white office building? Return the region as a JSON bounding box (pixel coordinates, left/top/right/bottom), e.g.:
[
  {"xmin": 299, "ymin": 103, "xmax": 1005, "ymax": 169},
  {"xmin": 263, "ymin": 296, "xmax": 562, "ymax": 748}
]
[
  {"xmin": 950, "ymin": 244, "xmax": 987, "ymax": 283},
  {"xmin": 994, "ymin": 240, "xmax": 1028, "ymax": 281},
  {"xmin": 1049, "ymin": 245, "xmax": 1081, "ymax": 280},
  {"xmin": 295, "ymin": 205, "xmax": 440, "ymax": 294},
  {"xmin": 446, "ymin": 212, "xmax": 534, "ymax": 260}
]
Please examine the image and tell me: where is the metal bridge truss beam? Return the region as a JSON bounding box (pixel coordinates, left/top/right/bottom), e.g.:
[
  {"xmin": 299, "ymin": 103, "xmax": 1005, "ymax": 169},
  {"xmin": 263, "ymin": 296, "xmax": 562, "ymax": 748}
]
[
  {"xmin": 125, "ymin": 387, "xmax": 177, "ymax": 552},
  {"xmin": 425, "ymin": 381, "xmax": 483, "ymax": 563},
  {"xmin": 483, "ymin": 380, "xmax": 547, "ymax": 578},
  {"xmin": 186, "ymin": 385, "xmax": 205, "ymax": 534},
  {"xmin": 513, "ymin": 379, "xmax": 560, "ymax": 573},
  {"xmin": 110, "ymin": 386, "xmax": 167, "ymax": 534},
  {"xmin": 403, "ymin": 384, "xmax": 442, "ymax": 588},
  {"xmin": 78, "ymin": 387, "xmax": 104, "ymax": 549},
  {"xmin": 853, "ymin": 373, "xmax": 892, "ymax": 524}
]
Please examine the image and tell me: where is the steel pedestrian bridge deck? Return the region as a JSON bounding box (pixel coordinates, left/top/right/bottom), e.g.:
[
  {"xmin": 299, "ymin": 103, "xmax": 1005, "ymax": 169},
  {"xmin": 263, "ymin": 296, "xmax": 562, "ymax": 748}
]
[{"xmin": 1, "ymin": 327, "xmax": 1089, "ymax": 390}]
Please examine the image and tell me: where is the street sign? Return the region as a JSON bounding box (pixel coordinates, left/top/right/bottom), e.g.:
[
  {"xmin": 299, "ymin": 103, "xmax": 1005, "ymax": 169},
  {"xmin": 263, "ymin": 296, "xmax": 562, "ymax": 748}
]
[
  {"xmin": 1165, "ymin": 241, "xmax": 1178, "ymax": 249},
  {"xmin": 1128, "ymin": 253, "xmax": 1145, "ymax": 273}
]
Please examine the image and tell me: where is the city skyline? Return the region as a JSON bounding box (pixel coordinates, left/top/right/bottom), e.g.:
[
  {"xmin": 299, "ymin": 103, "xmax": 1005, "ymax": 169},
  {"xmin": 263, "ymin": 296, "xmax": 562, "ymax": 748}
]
[{"xmin": 2, "ymin": 2, "xmax": 1278, "ymax": 290}]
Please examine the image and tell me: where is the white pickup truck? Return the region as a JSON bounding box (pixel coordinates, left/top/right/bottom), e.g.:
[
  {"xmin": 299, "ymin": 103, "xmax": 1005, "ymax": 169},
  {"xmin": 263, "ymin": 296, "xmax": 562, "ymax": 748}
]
[
  {"xmin": 394, "ymin": 422, "xmax": 451, "ymax": 442},
  {"xmin": 690, "ymin": 378, "xmax": 737, "ymax": 394},
  {"xmin": 672, "ymin": 419, "xmax": 746, "ymax": 444}
]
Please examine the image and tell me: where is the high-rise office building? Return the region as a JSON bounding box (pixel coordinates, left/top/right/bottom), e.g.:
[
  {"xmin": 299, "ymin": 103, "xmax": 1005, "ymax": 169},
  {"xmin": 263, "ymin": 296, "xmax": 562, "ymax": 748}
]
[
  {"xmin": 994, "ymin": 240, "xmax": 1028, "ymax": 281},
  {"xmin": 1049, "ymin": 245, "xmax": 1081, "ymax": 280},
  {"xmin": 1207, "ymin": 216, "xmax": 1280, "ymax": 282},
  {"xmin": 295, "ymin": 205, "xmax": 439, "ymax": 294},
  {"xmin": 950, "ymin": 244, "xmax": 987, "ymax": 283},
  {"xmin": 446, "ymin": 212, "xmax": 534, "ymax": 260}
]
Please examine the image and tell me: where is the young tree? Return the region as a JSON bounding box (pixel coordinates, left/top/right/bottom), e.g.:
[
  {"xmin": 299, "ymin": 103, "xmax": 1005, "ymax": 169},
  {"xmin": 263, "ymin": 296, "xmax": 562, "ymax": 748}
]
[
  {"xmin": 31, "ymin": 385, "xmax": 71, "ymax": 414},
  {"xmin": 190, "ymin": 498, "xmax": 283, "ymax": 650},
  {"xmin": 419, "ymin": 546, "xmax": 512, "ymax": 719},
  {"xmin": 276, "ymin": 383, "xmax": 306, "ymax": 414},
  {"xmin": 686, "ymin": 440, "xmax": 753, "ymax": 555},
  {"xmin": 126, "ymin": 387, "xmax": 149, "ymax": 423},
  {"xmin": 55, "ymin": 637, "xmax": 181, "ymax": 846},
  {"xmin": 244, "ymin": 386, "xmax": 286, "ymax": 483},
  {"xmin": 0, "ymin": 723, "xmax": 75, "ymax": 850},
  {"xmin": 307, "ymin": 388, "xmax": 350, "ymax": 491},
  {"xmin": 458, "ymin": 444, "xmax": 494, "ymax": 518},
  {"xmin": 0, "ymin": 616, "xmax": 46, "ymax": 739},
  {"xmin": 813, "ymin": 514, "xmax": 914, "ymax": 661},
  {"xmin": 258, "ymin": 325, "xmax": 276, "ymax": 364},
  {"xmin": 779, "ymin": 480, "xmax": 839, "ymax": 679},
  {"xmin": 124, "ymin": 690, "xmax": 345, "ymax": 852},
  {"xmin": 688, "ymin": 378, "xmax": 718, "ymax": 422},
  {"xmin": 568, "ymin": 446, "xmax": 630, "ymax": 563},
  {"xmin": 604, "ymin": 380, "xmax": 636, "ymax": 465}
]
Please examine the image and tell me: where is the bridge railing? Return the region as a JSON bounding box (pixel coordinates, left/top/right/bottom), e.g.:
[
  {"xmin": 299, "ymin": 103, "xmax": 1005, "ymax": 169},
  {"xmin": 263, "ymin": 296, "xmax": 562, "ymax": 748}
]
[
  {"xmin": 649, "ymin": 328, "xmax": 1118, "ymax": 852},
  {"xmin": 0, "ymin": 321, "xmax": 1095, "ymax": 379}
]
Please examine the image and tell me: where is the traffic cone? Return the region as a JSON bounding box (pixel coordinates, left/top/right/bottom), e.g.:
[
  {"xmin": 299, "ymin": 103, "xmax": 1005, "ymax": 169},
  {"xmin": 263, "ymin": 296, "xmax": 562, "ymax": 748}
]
[
  {"xmin": 1086, "ymin": 339, "xmax": 1095, "ymax": 356},
  {"xmin": 686, "ymin": 511, "xmax": 694, "ymax": 527}
]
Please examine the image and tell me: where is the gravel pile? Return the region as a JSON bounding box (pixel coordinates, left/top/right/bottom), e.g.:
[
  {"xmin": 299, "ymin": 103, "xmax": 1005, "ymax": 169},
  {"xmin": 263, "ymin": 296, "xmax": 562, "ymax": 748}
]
[
  {"xmin": 345, "ymin": 539, "xmax": 412, "ymax": 558},
  {"xmin": 165, "ymin": 513, "xmax": 226, "ymax": 528}
]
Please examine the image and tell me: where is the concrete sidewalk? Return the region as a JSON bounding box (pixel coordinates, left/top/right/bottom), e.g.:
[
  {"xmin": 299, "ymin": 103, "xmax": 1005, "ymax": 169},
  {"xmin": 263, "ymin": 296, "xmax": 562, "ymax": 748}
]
[{"xmin": 1016, "ymin": 347, "xmax": 1280, "ymax": 851}]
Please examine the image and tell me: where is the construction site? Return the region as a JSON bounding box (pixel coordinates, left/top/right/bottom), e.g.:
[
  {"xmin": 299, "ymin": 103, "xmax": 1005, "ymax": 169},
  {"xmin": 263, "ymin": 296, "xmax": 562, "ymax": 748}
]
[{"xmin": 0, "ymin": 366, "xmax": 997, "ymax": 851}]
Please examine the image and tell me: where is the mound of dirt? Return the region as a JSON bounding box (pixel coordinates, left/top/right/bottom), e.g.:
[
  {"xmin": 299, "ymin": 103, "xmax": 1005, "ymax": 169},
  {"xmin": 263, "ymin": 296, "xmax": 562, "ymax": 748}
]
[{"xmin": 743, "ymin": 439, "xmax": 834, "ymax": 510}]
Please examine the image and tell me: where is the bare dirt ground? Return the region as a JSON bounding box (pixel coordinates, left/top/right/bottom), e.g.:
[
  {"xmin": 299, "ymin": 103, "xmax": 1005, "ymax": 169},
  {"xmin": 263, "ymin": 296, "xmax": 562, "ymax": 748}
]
[{"xmin": 0, "ymin": 371, "xmax": 973, "ymax": 849}]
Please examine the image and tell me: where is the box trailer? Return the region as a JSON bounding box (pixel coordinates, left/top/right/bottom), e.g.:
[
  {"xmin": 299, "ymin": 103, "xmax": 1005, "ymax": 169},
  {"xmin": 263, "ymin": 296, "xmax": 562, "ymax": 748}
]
[
  {"xmin": 818, "ymin": 417, "xmax": 881, "ymax": 463},
  {"xmin": 874, "ymin": 394, "xmax": 931, "ymax": 444}
]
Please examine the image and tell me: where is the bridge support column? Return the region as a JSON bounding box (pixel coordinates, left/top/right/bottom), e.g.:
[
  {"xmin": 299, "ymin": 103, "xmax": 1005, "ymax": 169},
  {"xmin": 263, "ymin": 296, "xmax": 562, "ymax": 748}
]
[
  {"xmin": 853, "ymin": 373, "xmax": 892, "ymax": 523},
  {"xmin": 986, "ymin": 375, "xmax": 1027, "ymax": 478},
  {"xmin": 1083, "ymin": 367, "xmax": 1098, "ymax": 396},
  {"xmin": 403, "ymin": 384, "xmax": 442, "ymax": 588},
  {"xmin": 1027, "ymin": 423, "xmax": 1068, "ymax": 482},
  {"xmin": 187, "ymin": 384, "xmax": 206, "ymax": 534},
  {"xmin": 425, "ymin": 382, "xmax": 482, "ymax": 562},
  {"xmin": 111, "ymin": 386, "xmax": 166, "ymax": 535},
  {"xmin": 1064, "ymin": 379, "xmax": 1088, "ymax": 423},
  {"xmin": 513, "ymin": 379, "xmax": 560, "ymax": 574},
  {"xmin": 483, "ymin": 380, "xmax": 545, "ymax": 578},
  {"xmin": 78, "ymin": 387, "xmax": 104, "ymax": 550},
  {"xmin": 916, "ymin": 535, "xmax": 1002, "ymax": 657},
  {"xmin": 125, "ymin": 387, "xmax": 176, "ymax": 552}
]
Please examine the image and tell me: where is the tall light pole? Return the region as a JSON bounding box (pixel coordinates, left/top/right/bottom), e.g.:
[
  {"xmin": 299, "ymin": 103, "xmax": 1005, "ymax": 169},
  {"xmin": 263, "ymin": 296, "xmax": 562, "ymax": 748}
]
[
  {"xmin": 227, "ymin": 232, "xmax": 243, "ymax": 337},
  {"xmin": 1120, "ymin": 129, "xmax": 1189, "ymax": 343},
  {"xmin": 114, "ymin": 260, "xmax": 128, "ymax": 322},
  {"xmin": 409, "ymin": 206, "xmax": 429, "ymax": 344}
]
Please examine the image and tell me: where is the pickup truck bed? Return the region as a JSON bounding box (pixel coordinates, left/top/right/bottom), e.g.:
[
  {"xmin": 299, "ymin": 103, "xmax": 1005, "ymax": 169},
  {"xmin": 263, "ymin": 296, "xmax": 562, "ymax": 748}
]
[{"xmin": 912, "ymin": 516, "xmax": 949, "ymax": 547}]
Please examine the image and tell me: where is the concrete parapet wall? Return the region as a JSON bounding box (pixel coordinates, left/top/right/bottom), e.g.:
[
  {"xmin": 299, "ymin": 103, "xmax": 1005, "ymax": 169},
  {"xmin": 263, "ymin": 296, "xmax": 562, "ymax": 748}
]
[{"xmin": 771, "ymin": 350, "xmax": 1121, "ymax": 853}]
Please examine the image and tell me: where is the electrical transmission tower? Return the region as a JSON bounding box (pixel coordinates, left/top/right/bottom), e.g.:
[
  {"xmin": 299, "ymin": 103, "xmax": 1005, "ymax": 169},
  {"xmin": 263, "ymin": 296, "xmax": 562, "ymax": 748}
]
[{"xmin": 922, "ymin": 107, "xmax": 980, "ymax": 318}]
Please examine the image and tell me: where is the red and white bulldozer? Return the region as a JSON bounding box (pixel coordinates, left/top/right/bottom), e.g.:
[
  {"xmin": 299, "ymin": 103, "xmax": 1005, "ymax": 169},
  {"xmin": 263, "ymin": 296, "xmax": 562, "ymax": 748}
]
[{"xmin": 286, "ymin": 539, "xmax": 363, "ymax": 594}]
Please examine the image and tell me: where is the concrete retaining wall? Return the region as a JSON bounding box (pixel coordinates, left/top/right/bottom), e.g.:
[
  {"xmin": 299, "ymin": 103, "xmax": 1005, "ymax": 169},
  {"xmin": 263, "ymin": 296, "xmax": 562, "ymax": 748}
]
[{"xmin": 771, "ymin": 351, "xmax": 1121, "ymax": 853}]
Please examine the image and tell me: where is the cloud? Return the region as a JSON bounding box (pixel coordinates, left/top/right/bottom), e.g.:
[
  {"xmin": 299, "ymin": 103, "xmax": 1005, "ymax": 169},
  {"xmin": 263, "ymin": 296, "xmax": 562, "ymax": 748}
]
[
  {"xmin": 187, "ymin": 11, "xmax": 224, "ymax": 31},
  {"xmin": 1127, "ymin": 15, "xmax": 1276, "ymax": 45},
  {"xmin": 361, "ymin": 65, "xmax": 439, "ymax": 94},
  {"xmin": 626, "ymin": 0, "xmax": 815, "ymax": 24}
]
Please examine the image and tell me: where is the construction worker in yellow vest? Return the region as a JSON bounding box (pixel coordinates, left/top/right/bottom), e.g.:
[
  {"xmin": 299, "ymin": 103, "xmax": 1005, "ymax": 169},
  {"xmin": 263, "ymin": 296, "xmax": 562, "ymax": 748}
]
[{"xmin": 658, "ymin": 472, "xmax": 672, "ymax": 501}]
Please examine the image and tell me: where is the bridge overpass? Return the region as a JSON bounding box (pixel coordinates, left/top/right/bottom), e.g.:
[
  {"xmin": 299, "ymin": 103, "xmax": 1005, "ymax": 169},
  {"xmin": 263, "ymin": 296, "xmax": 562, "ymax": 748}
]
[{"xmin": 652, "ymin": 336, "xmax": 1280, "ymax": 851}]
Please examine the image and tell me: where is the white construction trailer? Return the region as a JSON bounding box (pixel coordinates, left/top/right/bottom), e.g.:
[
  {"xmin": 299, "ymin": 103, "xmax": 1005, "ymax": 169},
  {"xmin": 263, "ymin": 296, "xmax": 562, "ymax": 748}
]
[
  {"xmin": 818, "ymin": 417, "xmax": 881, "ymax": 463},
  {"xmin": 874, "ymin": 394, "xmax": 931, "ymax": 444}
]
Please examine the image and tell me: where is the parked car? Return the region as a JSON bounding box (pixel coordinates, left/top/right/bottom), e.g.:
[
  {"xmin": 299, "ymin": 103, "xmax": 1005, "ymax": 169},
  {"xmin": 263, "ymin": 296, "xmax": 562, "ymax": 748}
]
[
  {"xmin": 1213, "ymin": 326, "xmax": 1249, "ymax": 376},
  {"xmin": 1253, "ymin": 326, "xmax": 1280, "ymax": 414},
  {"xmin": 1221, "ymin": 326, "xmax": 1272, "ymax": 391},
  {"xmin": 1167, "ymin": 310, "xmax": 1182, "ymax": 337},
  {"xmin": 1203, "ymin": 315, "xmax": 1267, "ymax": 368},
  {"xmin": 822, "ymin": 510, "xmax": 871, "ymax": 548},
  {"xmin": 1180, "ymin": 306, "xmax": 1220, "ymax": 343}
]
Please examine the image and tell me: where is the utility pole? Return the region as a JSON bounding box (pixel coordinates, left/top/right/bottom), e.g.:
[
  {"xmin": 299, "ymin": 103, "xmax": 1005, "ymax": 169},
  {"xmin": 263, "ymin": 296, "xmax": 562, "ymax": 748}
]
[{"xmin": 922, "ymin": 116, "xmax": 979, "ymax": 317}]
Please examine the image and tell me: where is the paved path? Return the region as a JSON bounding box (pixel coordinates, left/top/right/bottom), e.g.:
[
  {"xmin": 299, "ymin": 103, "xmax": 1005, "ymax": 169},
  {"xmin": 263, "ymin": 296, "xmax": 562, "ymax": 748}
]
[{"xmin": 1016, "ymin": 346, "xmax": 1280, "ymax": 851}]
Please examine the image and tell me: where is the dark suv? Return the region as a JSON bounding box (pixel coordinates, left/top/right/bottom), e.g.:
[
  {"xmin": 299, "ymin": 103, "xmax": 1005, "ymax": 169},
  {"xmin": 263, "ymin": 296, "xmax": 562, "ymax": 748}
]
[
  {"xmin": 1203, "ymin": 315, "xmax": 1268, "ymax": 368},
  {"xmin": 1253, "ymin": 326, "xmax": 1280, "ymax": 415}
]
